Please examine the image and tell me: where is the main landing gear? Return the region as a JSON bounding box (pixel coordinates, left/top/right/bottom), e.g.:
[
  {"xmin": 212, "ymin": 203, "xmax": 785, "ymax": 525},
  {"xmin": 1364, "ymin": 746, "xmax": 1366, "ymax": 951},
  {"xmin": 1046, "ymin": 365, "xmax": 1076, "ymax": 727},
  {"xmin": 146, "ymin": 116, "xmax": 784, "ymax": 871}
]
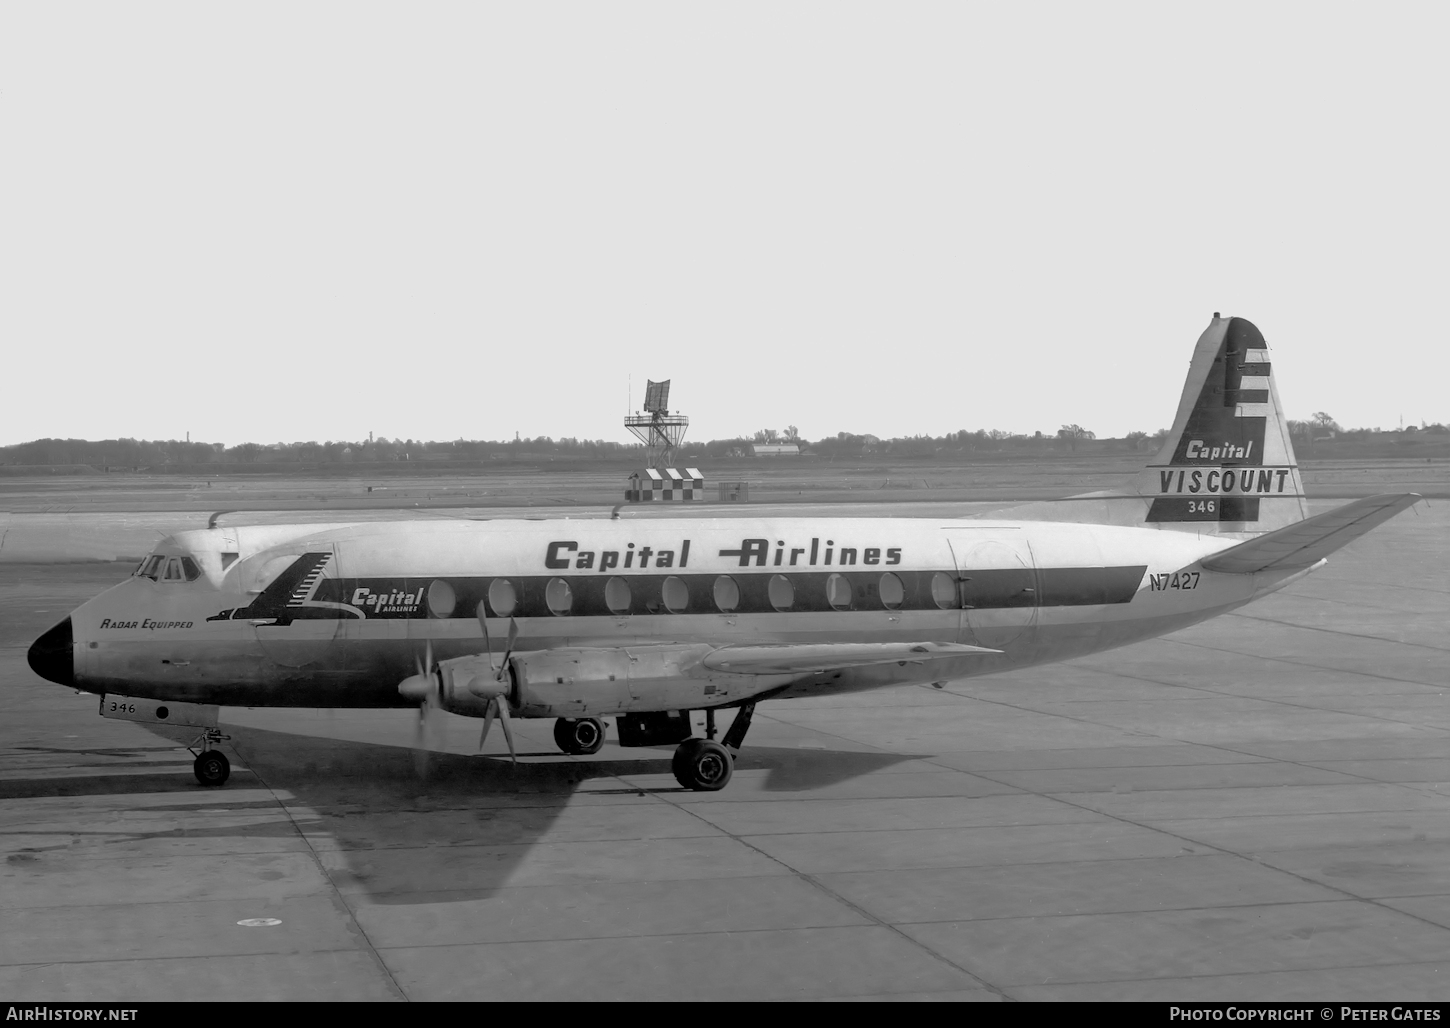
[
  {"xmin": 188, "ymin": 727, "xmax": 231, "ymax": 787},
  {"xmin": 672, "ymin": 703, "xmax": 755, "ymax": 792},
  {"xmin": 553, "ymin": 717, "xmax": 606, "ymax": 755}
]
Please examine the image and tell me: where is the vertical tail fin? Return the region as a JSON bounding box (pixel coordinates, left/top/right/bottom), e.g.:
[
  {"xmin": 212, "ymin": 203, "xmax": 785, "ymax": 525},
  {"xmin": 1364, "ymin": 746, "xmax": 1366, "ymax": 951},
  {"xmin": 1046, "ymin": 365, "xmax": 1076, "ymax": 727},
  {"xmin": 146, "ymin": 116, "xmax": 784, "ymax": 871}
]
[
  {"xmin": 1130, "ymin": 314, "xmax": 1308, "ymax": 534},
  {"xmin": 981, "ymin": 314, "xmax": 1308, "ymax": 534}
]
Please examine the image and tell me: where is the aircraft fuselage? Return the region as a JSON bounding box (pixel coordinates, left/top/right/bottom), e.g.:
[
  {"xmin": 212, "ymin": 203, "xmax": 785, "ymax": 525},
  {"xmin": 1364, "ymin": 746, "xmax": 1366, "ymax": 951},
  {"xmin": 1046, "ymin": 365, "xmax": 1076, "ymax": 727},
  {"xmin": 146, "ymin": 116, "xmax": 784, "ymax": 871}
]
[{"xmin": 47, "ymin": 516, "xmax": 1309, "ymax": 712}]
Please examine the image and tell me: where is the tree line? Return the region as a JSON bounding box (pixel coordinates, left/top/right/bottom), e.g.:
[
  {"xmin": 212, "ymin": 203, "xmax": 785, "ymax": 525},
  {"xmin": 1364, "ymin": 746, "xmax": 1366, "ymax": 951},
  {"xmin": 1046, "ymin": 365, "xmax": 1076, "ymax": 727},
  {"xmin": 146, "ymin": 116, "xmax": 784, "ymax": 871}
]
[
  {"xmin": 3, "ymin": 415, "xmax": 1443, "ymax": 468},
  {"xmin": 2, "ymin": 428, "xmax": 1159, "ymax": 467}
]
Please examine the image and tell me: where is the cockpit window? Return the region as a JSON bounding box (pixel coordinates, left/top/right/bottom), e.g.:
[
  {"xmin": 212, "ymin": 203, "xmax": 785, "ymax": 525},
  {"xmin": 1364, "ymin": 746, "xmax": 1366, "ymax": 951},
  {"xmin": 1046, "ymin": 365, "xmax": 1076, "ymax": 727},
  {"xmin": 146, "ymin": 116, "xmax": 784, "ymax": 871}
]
[{"xmin": 145, "ymin": 555, "xmax": 203, "ymax": 583}]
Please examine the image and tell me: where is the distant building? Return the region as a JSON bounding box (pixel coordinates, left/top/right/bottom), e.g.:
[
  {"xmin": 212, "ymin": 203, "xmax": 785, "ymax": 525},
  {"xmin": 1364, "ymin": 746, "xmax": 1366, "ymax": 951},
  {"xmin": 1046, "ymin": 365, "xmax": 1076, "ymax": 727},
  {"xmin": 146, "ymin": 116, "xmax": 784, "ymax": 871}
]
[{"xmin": 752, "ymin": 443, "xmax": 800, "ymax": 456}]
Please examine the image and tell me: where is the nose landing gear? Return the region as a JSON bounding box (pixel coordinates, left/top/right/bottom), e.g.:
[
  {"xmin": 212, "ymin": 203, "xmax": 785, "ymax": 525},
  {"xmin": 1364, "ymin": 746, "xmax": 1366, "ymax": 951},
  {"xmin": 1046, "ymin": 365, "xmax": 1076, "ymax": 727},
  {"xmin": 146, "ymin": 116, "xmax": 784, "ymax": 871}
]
[
  {"xmin": 193, "ymin": 750, "xmax": 231, "ymax": 787},
  {"xmin": 188, "ymin": 727, "xmax": 232, "ymax": 787},
  {"xmin": 553, "ymin": 717, "xmax": 606, "ymax": 755}
]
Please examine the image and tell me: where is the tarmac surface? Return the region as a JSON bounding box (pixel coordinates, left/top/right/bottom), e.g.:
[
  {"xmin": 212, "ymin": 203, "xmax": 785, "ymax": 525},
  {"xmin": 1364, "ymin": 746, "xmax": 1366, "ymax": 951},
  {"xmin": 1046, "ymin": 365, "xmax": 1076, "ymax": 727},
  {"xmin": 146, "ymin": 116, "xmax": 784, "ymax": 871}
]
[{"xmin": 1, "ymin": 498, "xmax": 1447, "ymax": 1001}]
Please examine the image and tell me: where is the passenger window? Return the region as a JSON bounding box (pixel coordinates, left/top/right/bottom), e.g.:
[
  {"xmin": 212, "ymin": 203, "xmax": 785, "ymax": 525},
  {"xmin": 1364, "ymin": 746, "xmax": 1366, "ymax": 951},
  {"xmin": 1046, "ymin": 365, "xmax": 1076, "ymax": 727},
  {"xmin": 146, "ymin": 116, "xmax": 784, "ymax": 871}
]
[
  {"xmin": 826, "ymin": 573, "xmax": 853, "ymax": 611},
  {"xmin": 427, "ymin": 579, "xmax": 457, "ymax": 618},
  {"xmin": 662, "ymin": 577, "xmax": 689, "ymax": 613},
  {"xmin": 605, "ymin": 577, "xmax": 632, "ymax": 615},
  {"xmin": 713, "ymin": 576, "xmax": 740, "ymax": 613},
  {"xmin": 180, "ymin": 557, "xmax": 202, "ymax": 582},
  {"xmin": 768, "ymin": 574, "xmax": 794, "ymax": 611},
  {"xmin": 545, "ymin": 577, "xmax": 573, "ymax": 615},
  {"xmin": 931, "ymin": 572, "xmax": 958, "ymax": 610},
  {"xmin": 488, "ymin": 579, "xmax": 518, "ymax": 617},
  {"xmin": 879, "ymin": 572, "xmax": 905, "ymax": 610}
]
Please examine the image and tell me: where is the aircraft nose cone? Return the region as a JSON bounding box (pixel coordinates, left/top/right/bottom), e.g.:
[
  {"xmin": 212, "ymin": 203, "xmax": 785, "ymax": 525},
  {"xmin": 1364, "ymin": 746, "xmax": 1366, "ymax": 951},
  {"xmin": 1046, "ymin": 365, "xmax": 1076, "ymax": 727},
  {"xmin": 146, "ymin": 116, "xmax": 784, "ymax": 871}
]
[{"xmin": 28, "ymin": 617, "xmax": 74, "ymax": 687}]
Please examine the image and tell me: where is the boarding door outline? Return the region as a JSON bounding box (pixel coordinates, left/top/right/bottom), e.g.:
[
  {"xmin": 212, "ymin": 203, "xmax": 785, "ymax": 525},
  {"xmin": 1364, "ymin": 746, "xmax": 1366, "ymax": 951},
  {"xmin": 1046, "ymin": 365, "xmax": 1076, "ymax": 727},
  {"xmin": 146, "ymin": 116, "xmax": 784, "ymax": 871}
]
[{"xmin": 945, "ymin": 529, "xmax": 1038, "ymax": 651}]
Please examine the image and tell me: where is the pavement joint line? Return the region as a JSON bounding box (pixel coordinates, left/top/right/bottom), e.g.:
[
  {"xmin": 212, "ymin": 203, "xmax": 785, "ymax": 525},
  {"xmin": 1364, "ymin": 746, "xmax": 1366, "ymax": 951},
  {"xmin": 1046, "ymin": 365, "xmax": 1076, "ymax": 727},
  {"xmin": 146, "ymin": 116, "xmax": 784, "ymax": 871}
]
[
  {"xmin": 1152, "ymin": 635, "xmax": 1445, "ymax": 690},
  {"xmin": 644, "ymin": 764, "xmax": 1017, "ymax": 1003},
  {"xmin": 927, "ymin": 674, "xmax": 1450, "ymax": 812},
  {"xmin": 224, "ymin": 736, "xmax": 409, "ymax": 1003},
  {"xmin": 1050, "ymin": 655, "xmax": 1450, "ymax": 735},
  {"xmin": 1266, "ymin": 589, "xmax": 1443, "ymax": 617},
  {"xmin": 0, "ymin": 946, "xmax": 402, "ymax": 971},
  {"xmin": 978, "ymin": 955, "xmax": 1450, "ymax": 992},
  {"xmin": 943, "ymin": 759, "xmax": 1450, "ymax": 946},
  {"xmin": 364, "ymin": 921, "xmax": 952, "ymax": 950},
  {"xmin": 1309, "ymin": 579, "xmax": 1450, "ymax": 600},
  {"xmin": 1224, "ymin": 610, "xmax": 1450, "ymax": 654},
  {"xmin": 873, "ymin": 895, "xmax": 1403, "ymax": 926}
]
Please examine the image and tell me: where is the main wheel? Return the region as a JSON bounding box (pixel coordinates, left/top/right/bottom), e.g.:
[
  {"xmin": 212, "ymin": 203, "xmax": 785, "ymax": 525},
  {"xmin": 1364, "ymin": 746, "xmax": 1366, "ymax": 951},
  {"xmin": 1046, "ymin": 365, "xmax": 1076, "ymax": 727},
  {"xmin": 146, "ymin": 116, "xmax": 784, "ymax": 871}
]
[
  {"xmin": 671, "ymin": 738, "xmax": 733, "ymax": 792},
  {"xmin": 193, "ymin": 750, "xmax": 230, "ymax": 787},
  {"xmin": 553, "ymin": 717, "xmax": 606, "ymax": 755}
]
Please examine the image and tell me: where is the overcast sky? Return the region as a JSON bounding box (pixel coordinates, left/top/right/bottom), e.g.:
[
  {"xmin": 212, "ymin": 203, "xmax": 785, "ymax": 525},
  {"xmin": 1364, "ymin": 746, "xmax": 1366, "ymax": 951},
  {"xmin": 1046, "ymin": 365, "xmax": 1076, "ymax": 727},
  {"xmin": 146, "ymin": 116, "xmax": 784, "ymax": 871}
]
[{"xmin": 2, "ymin": 2, "xmax": 1445, "ymax": 447}]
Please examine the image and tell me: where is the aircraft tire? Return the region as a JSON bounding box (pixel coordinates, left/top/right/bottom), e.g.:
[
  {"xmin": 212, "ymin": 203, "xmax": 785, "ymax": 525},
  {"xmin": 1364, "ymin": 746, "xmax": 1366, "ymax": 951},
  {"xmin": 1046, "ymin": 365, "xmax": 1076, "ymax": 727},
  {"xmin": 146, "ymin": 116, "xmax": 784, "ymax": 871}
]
[
  {"xmin": 554, "ymin": 718, "xmax": 606, "ymax": 755},
  {"xmin": 193, "ymin": 750, "xmax": 230, "ymax": 788},
  {"xmin": 672, "ymin": 738, "xmax": 733, "ymax": 792}
]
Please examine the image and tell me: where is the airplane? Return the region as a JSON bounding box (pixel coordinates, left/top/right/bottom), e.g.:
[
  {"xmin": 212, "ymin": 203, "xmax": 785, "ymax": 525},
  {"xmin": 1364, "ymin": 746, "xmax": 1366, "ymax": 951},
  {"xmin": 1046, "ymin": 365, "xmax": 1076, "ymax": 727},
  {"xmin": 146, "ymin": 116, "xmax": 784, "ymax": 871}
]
[{"xmin": 27, "ymin": 314, "xmax": 1420, "ymax": 792}]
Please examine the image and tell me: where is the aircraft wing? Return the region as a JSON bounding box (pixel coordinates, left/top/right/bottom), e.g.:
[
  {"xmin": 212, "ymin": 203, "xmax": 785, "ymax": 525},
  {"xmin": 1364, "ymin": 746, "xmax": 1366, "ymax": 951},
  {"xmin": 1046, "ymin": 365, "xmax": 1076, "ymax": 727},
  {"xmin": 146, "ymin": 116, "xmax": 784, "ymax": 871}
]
[
  {"xmin": 1201, "ymin": 493, "xmax": 1421, "ymax": 574},
  {"xmin": 701, "ymin": 641, "xmax": 1001, "ymax": 676}
]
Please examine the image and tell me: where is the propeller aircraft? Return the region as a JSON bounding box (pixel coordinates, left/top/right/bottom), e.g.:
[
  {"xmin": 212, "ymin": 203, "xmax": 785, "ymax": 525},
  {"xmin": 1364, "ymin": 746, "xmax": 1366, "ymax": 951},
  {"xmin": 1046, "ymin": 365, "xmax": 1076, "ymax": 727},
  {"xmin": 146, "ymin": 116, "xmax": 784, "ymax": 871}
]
[{"xmin": 27, "ymin": 315, "xmax": 1419, "ymax": 791}]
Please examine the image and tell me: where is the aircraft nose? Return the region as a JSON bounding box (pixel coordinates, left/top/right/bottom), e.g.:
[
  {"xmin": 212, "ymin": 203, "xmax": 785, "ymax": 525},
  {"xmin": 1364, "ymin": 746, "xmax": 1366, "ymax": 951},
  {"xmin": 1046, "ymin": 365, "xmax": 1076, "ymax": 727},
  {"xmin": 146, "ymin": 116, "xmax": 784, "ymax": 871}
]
[{"xmin": 28, "ymin": 617, "xmax": 75, "ymax": 687}]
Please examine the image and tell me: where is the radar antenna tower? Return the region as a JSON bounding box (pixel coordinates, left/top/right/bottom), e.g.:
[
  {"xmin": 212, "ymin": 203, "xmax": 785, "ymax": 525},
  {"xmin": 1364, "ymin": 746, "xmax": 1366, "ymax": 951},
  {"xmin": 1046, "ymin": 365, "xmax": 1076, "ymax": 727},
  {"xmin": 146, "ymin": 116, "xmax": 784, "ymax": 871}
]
[{"xmin": 624, "ymin": 379, "xmax": 689, "ymax": 468}]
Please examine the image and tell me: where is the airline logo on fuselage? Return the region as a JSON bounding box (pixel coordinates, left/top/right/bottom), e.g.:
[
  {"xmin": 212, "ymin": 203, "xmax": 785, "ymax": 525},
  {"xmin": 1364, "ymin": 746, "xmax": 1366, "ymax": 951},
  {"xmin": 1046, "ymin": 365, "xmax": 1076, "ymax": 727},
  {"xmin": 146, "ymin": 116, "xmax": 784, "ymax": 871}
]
[
  {"xmin": 543, "ymin": 538, "xmax": 905, "ymax": 570},
  {"xmin": 349, "ymin": 587, "xmax": 423, "ymax": 615},
  {"xmin": 545, "ymin": 540, "xmax": 692, "ymax": 571}
]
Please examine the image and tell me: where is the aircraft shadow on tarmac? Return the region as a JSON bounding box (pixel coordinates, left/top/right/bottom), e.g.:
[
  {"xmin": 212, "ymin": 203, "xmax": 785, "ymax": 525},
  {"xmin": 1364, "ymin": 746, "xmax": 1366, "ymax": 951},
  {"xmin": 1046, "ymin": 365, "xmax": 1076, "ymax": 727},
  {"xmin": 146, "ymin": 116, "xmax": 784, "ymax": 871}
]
[{"xmin": 3, "ymin": 724, "xmax": 925, "ymax": 904}]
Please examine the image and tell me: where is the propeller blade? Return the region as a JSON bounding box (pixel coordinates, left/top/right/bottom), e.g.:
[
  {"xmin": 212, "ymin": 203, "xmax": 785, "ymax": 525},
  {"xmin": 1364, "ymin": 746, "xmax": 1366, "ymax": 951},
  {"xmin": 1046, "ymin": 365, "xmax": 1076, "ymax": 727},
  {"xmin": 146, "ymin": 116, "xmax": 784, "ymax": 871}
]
[
  {"xmin": 478, "ymin": 701, "xmax": 495, "ymax": 750},
  {"xmin": 495, "ymin": 700, "xmax": 517, "ymax": 765},
  {"xmin": 412, "ymin": 705, "xmax": 431, "ymax": 779},
  {"xmin": 477, "ymin": 604, "xmax": 496, "ymax": 672},
  {"xmin": 496, "ymin": 617, "xmax": 519, "ymax": 681}
]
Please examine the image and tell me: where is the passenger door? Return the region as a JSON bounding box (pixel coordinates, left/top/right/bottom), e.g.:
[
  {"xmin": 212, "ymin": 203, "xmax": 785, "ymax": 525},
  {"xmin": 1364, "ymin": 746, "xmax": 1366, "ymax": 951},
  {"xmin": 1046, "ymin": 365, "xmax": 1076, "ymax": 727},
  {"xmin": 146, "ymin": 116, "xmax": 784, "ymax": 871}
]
[{"xmin": 946, "ymin": 530, "xmax": 1038, "ymax": 651}]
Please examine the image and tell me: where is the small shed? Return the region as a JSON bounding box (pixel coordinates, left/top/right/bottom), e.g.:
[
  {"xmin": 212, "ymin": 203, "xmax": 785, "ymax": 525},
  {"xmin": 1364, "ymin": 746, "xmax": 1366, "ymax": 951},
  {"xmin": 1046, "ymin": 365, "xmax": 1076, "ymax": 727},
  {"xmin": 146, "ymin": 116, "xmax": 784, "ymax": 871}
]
[{"xmin": 626, "ymin": 467, "xmax": 704, "ymax": 502}]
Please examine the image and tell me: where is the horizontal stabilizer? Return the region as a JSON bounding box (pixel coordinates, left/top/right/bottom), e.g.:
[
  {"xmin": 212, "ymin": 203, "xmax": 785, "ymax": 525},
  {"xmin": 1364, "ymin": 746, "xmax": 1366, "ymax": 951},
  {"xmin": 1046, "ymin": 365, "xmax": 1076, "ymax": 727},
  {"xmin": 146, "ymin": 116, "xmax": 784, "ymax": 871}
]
[
  {"xmin": 1201, "ymin": 493, "xmax": 1421, "ymax": 574},
  {"xmin": 702, "ymin": 641, "xmax": 1000, "ymax": 676}
]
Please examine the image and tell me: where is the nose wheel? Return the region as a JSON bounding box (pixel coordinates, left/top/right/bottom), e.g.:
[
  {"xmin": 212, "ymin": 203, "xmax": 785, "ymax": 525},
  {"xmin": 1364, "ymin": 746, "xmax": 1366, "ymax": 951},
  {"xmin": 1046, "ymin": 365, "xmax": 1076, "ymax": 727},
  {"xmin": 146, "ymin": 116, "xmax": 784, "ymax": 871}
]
[
  {"xmin": 553, "ymin": 717, "xmax": 606, "ymax": 755},
  {"xmin": 188, "ymin": 727, "xmax": 232, "ymax": 787},
  {"xmin": 193, "ymin": 750, "xmax": 231, "ymax": 787}
]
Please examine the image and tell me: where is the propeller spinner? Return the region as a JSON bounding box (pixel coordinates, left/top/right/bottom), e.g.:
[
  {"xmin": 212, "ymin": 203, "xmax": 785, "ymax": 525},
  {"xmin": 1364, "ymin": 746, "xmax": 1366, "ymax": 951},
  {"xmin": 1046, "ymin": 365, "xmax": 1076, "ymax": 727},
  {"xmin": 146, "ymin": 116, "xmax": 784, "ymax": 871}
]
[{"xmin": 398, "ymin": 641, "xmax": 446, "ymax": 778}]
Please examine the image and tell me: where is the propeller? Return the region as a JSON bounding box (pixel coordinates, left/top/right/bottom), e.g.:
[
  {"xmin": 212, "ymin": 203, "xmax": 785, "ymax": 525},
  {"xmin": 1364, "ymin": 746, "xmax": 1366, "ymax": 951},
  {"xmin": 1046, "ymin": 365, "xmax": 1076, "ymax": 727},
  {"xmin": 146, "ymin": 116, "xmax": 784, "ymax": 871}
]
[
  {"xmin": 471, "ymin": 609, "xmax": 518, "ymax": 763},
  {"xmin": 398, "ymin": 640, "xmax": 446, "ymax": 779}
]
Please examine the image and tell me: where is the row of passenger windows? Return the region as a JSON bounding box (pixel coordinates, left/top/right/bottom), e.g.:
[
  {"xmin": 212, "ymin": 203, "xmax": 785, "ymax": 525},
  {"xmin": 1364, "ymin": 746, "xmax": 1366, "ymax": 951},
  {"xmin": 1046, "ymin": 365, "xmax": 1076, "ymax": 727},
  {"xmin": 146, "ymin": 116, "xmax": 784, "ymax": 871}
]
[
  {"xmin": 463, "ymin": 571, "xmax": 959, "ymax": 617},
  {"xmin": 134, "ymin": 555, "xmax": 202, "ymax": 582}
]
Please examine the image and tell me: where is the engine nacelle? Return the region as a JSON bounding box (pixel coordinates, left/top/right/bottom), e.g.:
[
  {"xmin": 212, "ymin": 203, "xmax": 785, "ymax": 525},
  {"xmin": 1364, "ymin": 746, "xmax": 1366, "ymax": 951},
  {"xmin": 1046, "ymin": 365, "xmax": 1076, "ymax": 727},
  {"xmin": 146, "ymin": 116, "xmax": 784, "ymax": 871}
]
[
  {"xmin": 506, "ymin": 644, "xmax": 764, "ymax": 718},
  {"xmin": 431, "ymin": 654, "xmax": 508, "ymax": 717}
]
